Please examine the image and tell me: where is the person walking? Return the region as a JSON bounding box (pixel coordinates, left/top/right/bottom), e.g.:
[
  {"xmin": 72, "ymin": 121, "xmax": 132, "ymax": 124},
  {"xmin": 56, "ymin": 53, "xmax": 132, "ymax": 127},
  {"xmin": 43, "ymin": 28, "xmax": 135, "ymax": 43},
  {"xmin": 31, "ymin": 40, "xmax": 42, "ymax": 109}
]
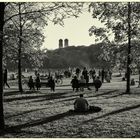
[{"xmin": 3, "ymin": 69, "xmax": 10, "ymax": 88}]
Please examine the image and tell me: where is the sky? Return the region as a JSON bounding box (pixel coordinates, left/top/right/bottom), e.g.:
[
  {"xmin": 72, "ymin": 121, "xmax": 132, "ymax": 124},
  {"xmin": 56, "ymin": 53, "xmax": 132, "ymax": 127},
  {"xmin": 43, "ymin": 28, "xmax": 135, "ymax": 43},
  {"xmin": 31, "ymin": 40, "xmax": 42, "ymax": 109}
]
[{"xmin": 42, "ymin": 10, "xmax": 104, "ymax": 50}]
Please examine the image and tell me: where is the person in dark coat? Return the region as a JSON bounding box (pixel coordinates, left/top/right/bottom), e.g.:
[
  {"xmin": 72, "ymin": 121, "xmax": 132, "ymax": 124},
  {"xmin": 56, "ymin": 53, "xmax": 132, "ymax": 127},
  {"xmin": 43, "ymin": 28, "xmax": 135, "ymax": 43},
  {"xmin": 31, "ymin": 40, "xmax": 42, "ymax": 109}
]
[
  {"xmin": 3, "ymin": 69, "xmax": 10, "ymax": 88},
  {"xmin": 74, "ymin": 94, "xmax": 89, "ymax": 112},
  {"xmin": 71, "ymin": 76, "xmax": 79, "ymax": 92},
  {"xmin": 82, "ymin": 67, "xmax": 88, "ymax": 82},
  {"xmin": 72, "ymin": 94, "xmax": 102, "ymax": 113},
  {"xmin": 82, "ymin": 67, "xmax": 91, "ymax": 90},
  {"xmin": 76, "ymin": 67, "xmax": 81, "ymax": 78},
  {"xmin": 94, "ymin": 76, "xmax": 102, "ymax": 92},
  {"xmin": 48, "ymin": 76, "xmax": 55, "ymax": 92},
  {"xmin": 101, "ymin": 68, "xmax": 105, "ymax": 83},
  {"xmin": 28, "ymin": 76, "xmax": 35, "ymax": 90},
  {"xmin": 35, "ymin": 74, "xmax": 41, "ymax": 90}
]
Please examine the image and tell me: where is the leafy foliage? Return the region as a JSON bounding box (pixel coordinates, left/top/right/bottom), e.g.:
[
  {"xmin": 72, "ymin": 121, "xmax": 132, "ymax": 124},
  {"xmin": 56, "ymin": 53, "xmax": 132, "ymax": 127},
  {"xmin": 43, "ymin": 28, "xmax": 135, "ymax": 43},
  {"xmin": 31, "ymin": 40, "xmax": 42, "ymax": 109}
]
[{"xmin": 3, "ymin": 2, "xmax": 84, "ymax": 69}]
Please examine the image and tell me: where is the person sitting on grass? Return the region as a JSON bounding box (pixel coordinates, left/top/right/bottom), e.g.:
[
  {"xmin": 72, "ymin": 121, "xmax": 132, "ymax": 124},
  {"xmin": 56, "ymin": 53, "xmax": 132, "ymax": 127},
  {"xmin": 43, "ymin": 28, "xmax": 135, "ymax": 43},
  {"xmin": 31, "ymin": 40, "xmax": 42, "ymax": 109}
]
[
  {"xmin": 94, "ymin": 76, "xmax": 102, "ymax": 92},
  {"xmin": 28, "ymin": 76, "xmax": 35, "ymax": 90},
  {"xmin": 73, "ymin": 94, "xmax": 102, "ymax": 113},
  {"xmin": 71, "ymin": 76, "xmax": 79, "ymax": 92},
  {"xmin": 74, "ymin": 94, "xmax": 89, "ymax": 112}
]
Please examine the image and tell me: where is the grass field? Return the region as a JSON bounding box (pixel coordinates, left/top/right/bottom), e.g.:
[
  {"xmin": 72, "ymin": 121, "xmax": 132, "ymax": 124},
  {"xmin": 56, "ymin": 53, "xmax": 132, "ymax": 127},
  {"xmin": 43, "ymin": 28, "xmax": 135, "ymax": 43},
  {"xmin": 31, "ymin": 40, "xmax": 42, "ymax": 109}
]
[{"xmin": 1, "ymin": 75, "xmax": 140, "ymax": 138}]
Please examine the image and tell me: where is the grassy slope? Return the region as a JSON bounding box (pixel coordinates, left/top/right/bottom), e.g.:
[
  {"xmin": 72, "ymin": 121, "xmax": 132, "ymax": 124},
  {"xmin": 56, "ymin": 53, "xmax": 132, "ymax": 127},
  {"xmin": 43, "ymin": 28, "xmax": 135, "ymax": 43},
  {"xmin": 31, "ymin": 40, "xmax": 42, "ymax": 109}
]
[{"xmin": 2, "ymin": 76, "xmax": 140, "ymax": 138}]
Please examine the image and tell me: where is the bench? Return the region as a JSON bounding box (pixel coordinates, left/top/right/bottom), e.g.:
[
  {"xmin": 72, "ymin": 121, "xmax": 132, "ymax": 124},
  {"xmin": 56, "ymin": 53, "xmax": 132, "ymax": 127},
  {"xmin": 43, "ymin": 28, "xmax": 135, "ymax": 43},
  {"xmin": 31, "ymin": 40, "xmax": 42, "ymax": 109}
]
[
  {"xmin": 40, "ymin": 82, "xmax": 50, "ymax": 87},
  {"xmin": 27, "ymin": 81, "xmax": 50, "ymax": 89},
  {"xmin": 78, "ymin": 82, "xmax": 94, "ymax": 88}
]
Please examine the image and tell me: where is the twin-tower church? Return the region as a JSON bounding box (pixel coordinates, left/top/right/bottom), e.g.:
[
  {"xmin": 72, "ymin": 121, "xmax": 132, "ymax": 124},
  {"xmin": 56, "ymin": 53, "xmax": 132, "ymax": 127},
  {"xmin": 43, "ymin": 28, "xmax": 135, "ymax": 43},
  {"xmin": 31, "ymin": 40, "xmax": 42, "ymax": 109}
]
[{"xmin": 59, "ymin": 39, "xmax": 69, "ymax": 48}]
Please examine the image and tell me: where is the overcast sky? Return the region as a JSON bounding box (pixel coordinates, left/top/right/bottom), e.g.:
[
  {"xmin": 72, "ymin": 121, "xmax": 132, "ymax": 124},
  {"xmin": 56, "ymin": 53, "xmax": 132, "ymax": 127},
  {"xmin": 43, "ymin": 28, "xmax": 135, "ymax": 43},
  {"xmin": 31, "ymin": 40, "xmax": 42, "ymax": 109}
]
[{"xmin": 42, "ymin": 9, "xmax": 104, "ymax": 50}]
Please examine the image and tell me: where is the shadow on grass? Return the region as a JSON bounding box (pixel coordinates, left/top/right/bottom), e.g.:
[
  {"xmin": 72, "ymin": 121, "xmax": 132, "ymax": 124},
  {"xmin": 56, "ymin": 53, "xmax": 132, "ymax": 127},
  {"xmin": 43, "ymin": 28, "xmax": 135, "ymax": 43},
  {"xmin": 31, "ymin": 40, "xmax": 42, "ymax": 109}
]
[
  {"xmin": 54, "ymin": 90, "xmax": 119, "ymax": 103},
  {"xmin": 4, "ymin": 91, "xmax": 21, "ymax": 96},
  {"xmin": 105, "ymin": 92, "xmax": 126, "ymax": 99},
  {"xmin": 92, "ymin": 90, "xmax": 118, "ymax": 98},
  {"xmin": 83, "ymin": 104, "xmax": 140, "ymax": 123},
  {"xmin": 5, "ymin": 107, "xmax": 48, "ymax": 119},
  {"xmin": 4, "ymin": 92, "xmax": 68, "ymax": 102},
  {"xmin": 4, "ymin": 109, "xmax": 101, "ymax": 134},
  {"xmin": 32, "ymin": 93, "xmax": 78, "ymax": 103}
]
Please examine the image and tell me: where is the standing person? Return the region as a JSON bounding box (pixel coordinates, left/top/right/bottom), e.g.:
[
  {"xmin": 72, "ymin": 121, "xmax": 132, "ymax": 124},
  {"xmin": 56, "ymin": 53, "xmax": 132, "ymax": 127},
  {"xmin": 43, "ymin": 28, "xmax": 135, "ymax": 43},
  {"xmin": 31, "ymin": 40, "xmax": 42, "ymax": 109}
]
[
  {"xmin": 48, "ymin": 76, "xmax": 55, "ymax": 92},
  {"xmin": 34, "ymin": 70, "xmax": 38, "ymax": 77},
  {"xmin": 105, "ymin": 71, "xmax": 111, "ymax": 83},
  {"xmin": 28, "ymin": 76, "xmax": 35, "ymax": 90},
  {"xmin": 76, "ymin": 67, "xmax": 80, "ymax": 79},
  {"xmin": 108, "ymin": 69, "xmax": 112, "ymax": 80},
  {"xmin": 98, "ymin": 69, "xmax": 101, "ymax": 78},
  {"xmin": 3, "ymin": 69, "xmax": 10, "ymax": 88},
  {"xmin": 92, "ymin": 68, "xmax": 96, "ymax": 82},
  {"xmin": 35, "ymin": 74, "xmax": 41, "ymax": 90},
  {"xmin": 94, "ymin": 76, "xmax": 102, "ymax": 92},
  {"xmin": 71, "ymin": 76, "xmax": 79, "ymax": 92},
  {"xmin": 82, "ymin": 67, "xmax": 89, "ymax": 83},
  {"xmin": 79, "ymin": 75, "xmax": 86, "ymax": 91},
  {"xmin": 101, "ymin": 68, "xmax": 105, "ymax": 83},
  {"xmin": 82, "ymin": 67, "xmax": 90, "ymax": 90},
  {"xmin": 82, "ymin": 67, "xmax": 88, "ymax": 80}
]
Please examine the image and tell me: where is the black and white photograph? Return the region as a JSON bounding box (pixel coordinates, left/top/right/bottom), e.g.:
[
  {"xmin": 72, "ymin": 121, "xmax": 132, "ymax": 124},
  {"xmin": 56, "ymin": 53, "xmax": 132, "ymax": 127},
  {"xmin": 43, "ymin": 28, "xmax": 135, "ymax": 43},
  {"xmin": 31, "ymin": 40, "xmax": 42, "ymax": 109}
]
[{"xmin": 0, "ymin": 1, "xmax": 140, "ymax": 138}]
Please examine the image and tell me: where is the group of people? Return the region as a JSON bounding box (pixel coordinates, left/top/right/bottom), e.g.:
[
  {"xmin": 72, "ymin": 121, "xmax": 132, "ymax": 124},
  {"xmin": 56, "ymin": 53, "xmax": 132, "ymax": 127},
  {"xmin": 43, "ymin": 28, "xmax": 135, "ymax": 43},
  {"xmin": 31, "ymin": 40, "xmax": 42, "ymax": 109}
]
[
  {"xmin": 71, "ymin": 67, "xmax": 102, "ymax": 92},
  {"xmin": 28, "ymin": 72, "xmax": 56, "ymax": 92},
  {"xmin": 99, "ymin": 69, "xmax": 112, "ymax": 83},
  {"xmin": 28, "ymin": 74, "xmax": 41, "ymax": 90}
]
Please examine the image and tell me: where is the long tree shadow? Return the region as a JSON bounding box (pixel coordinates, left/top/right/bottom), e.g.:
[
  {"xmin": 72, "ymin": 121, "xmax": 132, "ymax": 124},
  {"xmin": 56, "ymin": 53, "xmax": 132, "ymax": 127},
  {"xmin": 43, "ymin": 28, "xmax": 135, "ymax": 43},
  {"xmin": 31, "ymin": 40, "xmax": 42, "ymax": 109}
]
[
  {"xmin": 54, "ymin": 90, "xmax": 119, "ymax": 103},
  {"xmin": 4, "ymin": 109, "xmax": 101, "ymax": 134},
  {"xmin": 83, "ymin": 104, "xmax": 140, "ymax": 124},
  {"xmin": 32, "ymin": 93, "xmax": 79, "ymax": 103},
  {"xmin": 86, "ymin": 90, "xmax": 118, "ymax": 99},
  {"xmin": 93, "ymin": 90, "xmax": 118, "ymax": 97},
  {"xmin": 4, "ymin": 92, "xmax": 69, "ymax": 102},
  {"xmin": 4, "ymin": 111, "xmax": 72, "ymax": 134},
  {"xmin": 4, "ymin": 91, "xmax": 21, "ymax": 96},
  {"xmin": 4, "ymin": 90, "xmax": 45, "ymax": 97},
  {"xmin": 5, "ymin": 107, "xmax": 48, "ymax": 119},
  {"xmin": 6, "ymin": 129, "xmax": 45, "ymax": 136},
  {"xmin": 105, "ymin": 92, "xmax": 126, "ymax": 99}
]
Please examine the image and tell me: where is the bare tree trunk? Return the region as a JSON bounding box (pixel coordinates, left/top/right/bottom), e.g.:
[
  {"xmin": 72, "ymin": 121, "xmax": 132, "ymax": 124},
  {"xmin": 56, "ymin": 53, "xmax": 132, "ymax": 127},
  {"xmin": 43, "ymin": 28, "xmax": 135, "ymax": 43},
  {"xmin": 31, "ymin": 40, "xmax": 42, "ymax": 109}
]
[
  {"xmin": 126, "ymin": 2, "xmax": 131, "ymax": 94},
  {"xmin": 0, "ymin": 2, "xmax": 5, "ymax": 130},
  {"xmin": 18, "ymin": 3, "xmax": 23, "ymax": 92}
]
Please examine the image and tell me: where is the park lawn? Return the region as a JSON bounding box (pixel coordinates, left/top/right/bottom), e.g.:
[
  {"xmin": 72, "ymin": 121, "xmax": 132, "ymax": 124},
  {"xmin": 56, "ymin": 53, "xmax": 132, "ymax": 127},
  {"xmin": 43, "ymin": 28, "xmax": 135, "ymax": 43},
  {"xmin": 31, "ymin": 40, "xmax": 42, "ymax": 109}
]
[{"xmin": 1, "ymin": 82, "xmax": 140, "ymax": 138}]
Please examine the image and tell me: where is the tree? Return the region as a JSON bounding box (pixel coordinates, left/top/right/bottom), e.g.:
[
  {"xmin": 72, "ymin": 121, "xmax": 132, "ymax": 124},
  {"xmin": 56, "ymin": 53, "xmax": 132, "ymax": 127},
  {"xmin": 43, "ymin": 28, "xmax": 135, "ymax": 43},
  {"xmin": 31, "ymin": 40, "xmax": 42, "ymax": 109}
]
[
  {"xmin": 0, "ymin": 2, "xmax": 5, "ymax": 130},
  {"xmin": 89, "ymin": 2, "xmax": 140, "ymax": 93},
  {"xmin": 3, "ymin": 2, "xmax": 84, "ymax": 92}
]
